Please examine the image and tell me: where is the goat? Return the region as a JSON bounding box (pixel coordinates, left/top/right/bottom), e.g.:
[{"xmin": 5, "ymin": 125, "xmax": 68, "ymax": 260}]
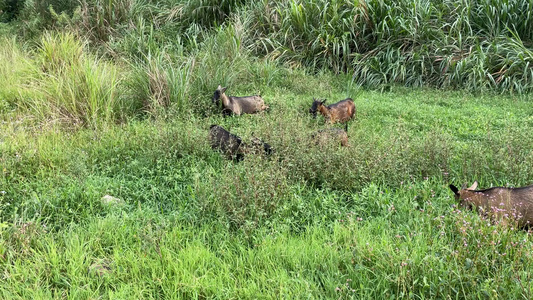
[
  {"xmin": 309, "ymin": 98, "xmax": 356, "ymax": 131},
  {"xmin": 209, "ymin": 125, "xmax": 246, "ymax": 161},
  {"xmin": 212, "ymin": 85, "xmax": 269, "ymax": 115},
  {"xmin": 249, "ymin": 136, "xmax": 274, "ymax": 156},
  {"xmin": 450, "ymin": 181, "xmax": 533, "ymax": 228},
  {"xmin": 209, "ymin": 125, "xmax": 273, "ymax": 161}
]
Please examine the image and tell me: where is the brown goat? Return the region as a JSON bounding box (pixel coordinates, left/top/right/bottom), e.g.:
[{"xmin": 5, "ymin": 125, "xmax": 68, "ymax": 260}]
[
  {"xmin": 450, "ymin": 181, "xmax": 533, "ymax": 228},
  {"xmin": 212, "ymin": 85, "xmax": 269, "ymax": 115},
  {"xmin": 311, "ymin": 128, "xmax": 349, "ymax": 147},
  {"xmin": 209, "ymin": 125, "xmax": 273, "ymax": 161},
  {"xmin": 309, "ymin": 98, "xmax": 356, "ymax": 130}
]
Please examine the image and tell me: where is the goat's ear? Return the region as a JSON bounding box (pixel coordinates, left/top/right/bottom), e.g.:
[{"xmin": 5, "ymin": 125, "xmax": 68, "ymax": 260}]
[
  {"xmin": 322, "ymin": 99, "xmax": 327, "ymax": 104},
  {"xmin": 449, "ymin": 184, "xmax": 459, "ymax": 195},
  {"xmin": 217, "ymin": 85, "xmax": 222, "ymax": 90},
  {"xmin": 221, "ymin": 87, "xmax": 227, "ymax": 93},
  {"xmin": 467, "ymin": 181, "xmax": 478, "ymax": 190}
]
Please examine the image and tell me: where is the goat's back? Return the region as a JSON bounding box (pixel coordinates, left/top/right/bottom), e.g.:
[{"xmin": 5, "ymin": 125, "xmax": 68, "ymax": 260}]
[
  {"xmin": 469, "ymin": 185, "xmax": 533, "ymax": 226},
  {"xmin": 326, "ymin": 98, "xmax": 355, "ymax": 123},
  {"xmin": 312, "ymin": 128, "xmax": 348, "ymax": 146},
  {"xmin": 209, "ymin": 125, "xmax": 244, "ymax": 160},
  {"xmin": 231, "ymin": 95, "xmax": 267, "ymax": 114}
]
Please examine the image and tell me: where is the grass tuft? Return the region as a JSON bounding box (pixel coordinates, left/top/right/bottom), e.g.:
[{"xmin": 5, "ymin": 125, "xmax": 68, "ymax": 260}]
[{"xmin": 3, "ymin": 32, "xmax": 124, "ymax": 128}]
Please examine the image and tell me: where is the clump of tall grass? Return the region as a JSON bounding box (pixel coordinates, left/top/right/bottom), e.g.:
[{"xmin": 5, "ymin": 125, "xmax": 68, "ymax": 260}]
[
  {"xmin": 467, "ymin": 0, "xmax": 533, "ymax": 42},
  {"xmin": 160, "ymin": 0, "xmax": 249, "ymax": 28},
  {"xmin": 74, "ymin": 0, "xmax": 137, "ymax": 43},
  {"xmin": 16, "ymin": 0, "xmax": 249, "ymax": 49},
  {"xmin": 0, "ymin": 0, "xmax": 25, "ymax": 22},
  {"xmin": 445, "ymin": 35, "xmax": 533, "ymax": 93},
  {"xmin": 16, "ymin": 32, "xmax": 124, "ymax": 128},
  {"xmin": 0, "ymin": 36, "xmax": 35, "ymax": 114},
  {"xmin": 245, "ymin": 0, "xmax": 369, "ymax": 73},
  {"xmin": 125, "ymin": 53, "xmax": 194, "ymax": 117}
]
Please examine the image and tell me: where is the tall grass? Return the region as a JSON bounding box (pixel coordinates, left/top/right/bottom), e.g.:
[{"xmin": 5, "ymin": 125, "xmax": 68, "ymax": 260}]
[
  {"xmin": 15, "ymin": 0, "xmax": 78, "ymax": 37},
  {"xmin": 6, "ymin": 0, "xmax": 532, "ymax": 93},
  {"xmin": 245, "ymin": 0, "xmax": 533, "ymax": 92},
  {"xmin": 75, "ymin": 0, "xmax": 139, "ymax": 43},
  {"xmin": 468, "ymin": 0, "xmax": 533, "ymax": 42},
  {"xmin": 125, "ymin": 53, "xmax": 194, "ymax": 116},
  {"xmin": 1, "ymin": 19, "xmax": 280, "ymax": 124},
  {"xmin": 35, "ymin": 32, "xmax": 121, "ymax": 128},
  {"xmin": 0, "ymin": 36, "xmax": 34, "ymax": 114},
  {"xmin": 0, "ymin": 32, "xmax": 124, "ymax": 128},
  {"xmin": 245, "ymin": 0, "xmax": 369, "ymax": 72}
]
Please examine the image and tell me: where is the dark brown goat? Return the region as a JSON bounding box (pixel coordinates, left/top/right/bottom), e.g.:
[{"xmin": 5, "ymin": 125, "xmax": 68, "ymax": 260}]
[
  {"xmin": 311, "ymin": 128, "xmax": 349, "ymax": 147},
  {"xmin": 450, "ymin": 181, "xmax": 533, "ymax": 228},
  {"xmin": 209, "ymin": 125, "xmax": 272, "ymax": 161},
  {"xmin": 309, "ymin": 98, "xmax": 356, "ymax": 130},
  {"xmin": 212, "ymin": 85, "xmax": 269, "ymax": 115}
]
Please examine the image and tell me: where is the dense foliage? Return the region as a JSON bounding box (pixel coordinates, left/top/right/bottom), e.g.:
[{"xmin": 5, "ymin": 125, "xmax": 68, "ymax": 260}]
[{"xmin": 1, "ymin": 0, "xmax": 532, "ymax": 92}]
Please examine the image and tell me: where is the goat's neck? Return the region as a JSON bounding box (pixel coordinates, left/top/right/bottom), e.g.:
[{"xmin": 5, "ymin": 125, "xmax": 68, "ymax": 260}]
[
  {"xmin": 221, "ymin": 93, "xmax": 232, "ymax": 108},
  {"xmin": 464, "ymin": 192, "xmax": 485, "ymax": 207},
  {"xmin": 318, "ymin": 105, "xmax": 331, "ymax": 119}
]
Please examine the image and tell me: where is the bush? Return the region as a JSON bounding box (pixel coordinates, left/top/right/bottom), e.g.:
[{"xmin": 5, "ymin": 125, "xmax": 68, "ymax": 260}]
[{"xmin": 5, "ymin": 0, "xmax": 532, "ymax": 93}]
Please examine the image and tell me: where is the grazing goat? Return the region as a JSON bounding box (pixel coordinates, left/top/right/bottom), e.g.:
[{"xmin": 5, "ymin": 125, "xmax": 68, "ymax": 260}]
[
  {"xmin": 209, "ymin": 125, "xmax": 273, "ymax": 161},
  {"xmin": 450, "ymin": 181, "xmax": 533, "ymax": 228},
  {"xmin": 311, "ymin": 128, "xmax": 349, "ymax": 147},
  {"xmin": 212, "ymin": 85, "xmax": 269, "ymax": 115},
  {"xmin": 209, "ymin": 125, "xmax": 245, "ymax": 161},
  {"xmin": 309, "ymin": 98, "xmax": 356, "ymax": 131}
]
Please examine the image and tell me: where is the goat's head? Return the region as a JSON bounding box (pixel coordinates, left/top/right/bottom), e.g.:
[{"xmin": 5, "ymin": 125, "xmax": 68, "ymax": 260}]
[
  {"xmin": 309, "ymin": 98, "xmax": 326, "ymax": 118},
  {"xmin": 449, "ymin": 181, "xmax": 478, "ymax": 210},
  {"xmin": 212, "ymin": 85, "xmax": 227, "ymax": 105}
]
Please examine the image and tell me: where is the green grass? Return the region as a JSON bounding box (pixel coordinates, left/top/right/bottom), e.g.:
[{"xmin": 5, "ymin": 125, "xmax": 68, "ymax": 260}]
[
  {"xmin": 2, "ymin": 80, "xmax": 533, "ymax": 297},
  {"xmin": 1, "ymin": 4, "xmax": 533, "ymax": 298},
  {"xmin": 0, "ymin": 32, "xmax": 126, "ymax": 128}
]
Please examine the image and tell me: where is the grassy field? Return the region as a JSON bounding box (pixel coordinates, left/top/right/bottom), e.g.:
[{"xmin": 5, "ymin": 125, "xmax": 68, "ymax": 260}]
[
  {"xmin": 1, "ymin": 0, "xmax": 533, "ymax": 298},
  {"xmin": 3, "ymin": 80, "xmax": 533, "ymax": 298}
]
